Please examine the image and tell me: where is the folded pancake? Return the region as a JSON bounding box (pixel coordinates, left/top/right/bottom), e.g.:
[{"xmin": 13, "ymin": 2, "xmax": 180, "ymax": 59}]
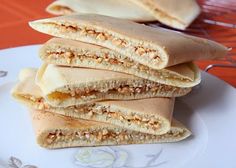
[
  {"xmin": 29, "ymin": 14, "xmax": 228, "ymax": 69},
  {"xmin": 46, "ymin": 0, "xmax": 156, "ymax": 22},
  {"xmin": 130, "ymin": 0, "xmax": 201, "ymax": 30},
  {"xmin": 11, "ymin": 68, "xmax": 174, "ymax": 135},
  {"xmin": 40, "ymin": 38, "xmax": 201, "ymax": 87},
  {"xmin": 30, "ymin": 109, "xmax": 191, "ymax": 149},
  {"xmin": 36, "ymin": 64, "xmax": 191, "ymax": 107}
]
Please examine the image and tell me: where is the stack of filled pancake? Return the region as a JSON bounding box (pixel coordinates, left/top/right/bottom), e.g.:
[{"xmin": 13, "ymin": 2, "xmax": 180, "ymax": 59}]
[
  {"xmin": 12, "ymin": 14, "xmax": 227, "ymax": 149},
  {"xmin": 46, "ymin": 0, "xmax": 201, "ymax": 30}
]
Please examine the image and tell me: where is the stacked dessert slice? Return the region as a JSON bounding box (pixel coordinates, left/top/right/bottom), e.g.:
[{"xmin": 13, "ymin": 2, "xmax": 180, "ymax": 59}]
[
  {"xmin": 12, "ymin": 14, "xmax": 227, "ymax": 149},
  {"xmin": 12, "ymin": 68, "xmax": 191, "ymax": 148}
]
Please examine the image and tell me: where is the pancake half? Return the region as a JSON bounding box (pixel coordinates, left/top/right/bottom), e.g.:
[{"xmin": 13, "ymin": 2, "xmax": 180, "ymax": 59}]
[
  {"xmin": 46, "ymin": 0, "xmax": 156, "ymax": 22},
  {"xmin": 131, "ymin": 0, "xmax": 201, "ymax": 30},
  {"xmin": 30, "ymin": 109, "xmax": 191, "ymax": 149},
  {"xmin": 12, "ymin": 68, "xmax": 175, "ymax": 135},
  {"xmin": 29, "ymin": 14, "xmax": 228, "ymax": 69},
  {"xmin": 40, "ymin": 38, "xmax": 201, "ymax": 87},
  {"xmin": 36, "ymin": 64, "xmax": 191, "ymax": 107}
]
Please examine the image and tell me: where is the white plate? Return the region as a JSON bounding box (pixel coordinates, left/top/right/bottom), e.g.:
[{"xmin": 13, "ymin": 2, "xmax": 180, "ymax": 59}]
[{"xmin": 0, "ymin": 45, "xmax": 236, "ymax": 168}]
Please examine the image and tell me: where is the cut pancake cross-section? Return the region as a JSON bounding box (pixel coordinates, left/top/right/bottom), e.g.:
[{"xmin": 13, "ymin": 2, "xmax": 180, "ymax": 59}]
[
  {"xmin": 40, "ymin": 38, "xmax": 201, "ymax": 87},
  {"xmin": 30, "ymin": 109, "xmax": 191, "ymax": 149},
  {"xmin": 29, "ymin": 14, "xmax": 228, "ymax": 70},
  {"xmin": 12, "ymin": 68, "xmax": 177, "ymax": 135},
  {"xmin": 35, "ymin": 64, "xmax": 191, "ymax": 107}
]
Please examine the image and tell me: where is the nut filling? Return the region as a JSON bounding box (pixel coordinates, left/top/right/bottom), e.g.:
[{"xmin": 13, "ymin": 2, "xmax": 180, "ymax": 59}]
[
  {"xmin": 46, "ymin": 50, "xmax": 135, "ymax": 67},
  {"xmin": 87, "ymin": 107, "xmax": 162, "ymax": 130},
  {"xmin": 24, "ymin": 95, "xmax": 163, "ymax": 131},
  {"xmin": 48, "ymin": 83, "xmax": 183, "ymax": 100},
  {"xmin": 45, "ymin": 50, "xmax": 190, "ymax": 82},
  {"xmin": 45, "ymin": 128, "xmax": 186, "ymax": 145},
  {"xmin": 44, "ymin": 22, "xmax": 162, "ymax": 64},
  {"xmin": 73, "ymin": 105, "xmax": 163, "ymax": 130},
  {"xmin": 21, "ymin": 95, "xmax": 50, "ymax": 110}
]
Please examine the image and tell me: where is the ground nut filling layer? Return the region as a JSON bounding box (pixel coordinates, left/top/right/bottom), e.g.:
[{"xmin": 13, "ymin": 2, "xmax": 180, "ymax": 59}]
[
  {"xmin": 46, "ymin": 50, "xmax": 136, "ymax": 69},
  {"xmin": 73, "ymin": 104, "xmax": 164, "ymax": 130},
  {"xmin": 44, "ymin": 128, "xmax": 186, "ymax": 145},
  {"xmin": 22, "ymin": 95, "xmax": 50, "ymax": 110},
  {"xmin": 48, "ymin": 83, "xmax": 187, "ymax": 100},
  {"xmin": 44, "ymin": 49, "xmax": 190, "ymax": 82},
  {"xmin": 44, "ymin": 22, "xmax": 164, "ymax": 66},
  {"xmin": 25, "ymin": 95, "xmax": 164, "ymax": 131}
]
